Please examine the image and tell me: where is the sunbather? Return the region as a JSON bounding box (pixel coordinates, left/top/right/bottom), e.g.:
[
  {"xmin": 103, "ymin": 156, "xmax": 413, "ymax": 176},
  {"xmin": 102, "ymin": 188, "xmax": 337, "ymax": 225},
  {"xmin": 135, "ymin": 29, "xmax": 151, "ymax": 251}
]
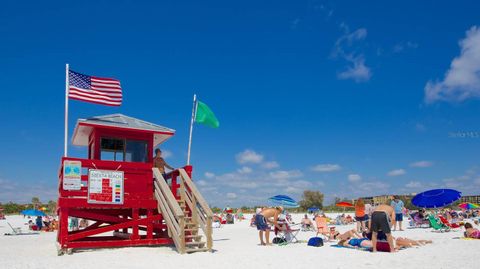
[
  {"xmin": 338, "ymin": 237, "xmax": 372, "ymax": 249},
  {"xmin": 464, "ymin": 222, "xmax": 480, "ymax": 239},
  {"xmin": 301, "ymin": 214, "xmax": 313, "ymax": 230},
  {"xmin": 394, "ymin": 237, "xmax": 432, "ymax": 248}
]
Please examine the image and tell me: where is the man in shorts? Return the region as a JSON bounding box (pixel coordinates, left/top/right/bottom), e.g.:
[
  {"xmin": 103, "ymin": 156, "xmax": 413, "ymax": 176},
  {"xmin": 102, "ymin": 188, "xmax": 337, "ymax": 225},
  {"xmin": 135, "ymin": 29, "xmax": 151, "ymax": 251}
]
[
  {"xmin": 370, "ymin": 204, "xmax": 396, "ymax": 252},
  {"xmin": 255, "ymin": 207, "xmax": 282, "ymax": 246}
]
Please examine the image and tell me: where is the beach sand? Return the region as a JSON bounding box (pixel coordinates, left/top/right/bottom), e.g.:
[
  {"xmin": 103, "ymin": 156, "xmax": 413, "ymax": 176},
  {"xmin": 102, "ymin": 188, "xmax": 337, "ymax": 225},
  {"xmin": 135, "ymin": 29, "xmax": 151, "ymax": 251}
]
[{"xmin": 0, "ymin": 213, "xmax": 477, "ymax": 269}]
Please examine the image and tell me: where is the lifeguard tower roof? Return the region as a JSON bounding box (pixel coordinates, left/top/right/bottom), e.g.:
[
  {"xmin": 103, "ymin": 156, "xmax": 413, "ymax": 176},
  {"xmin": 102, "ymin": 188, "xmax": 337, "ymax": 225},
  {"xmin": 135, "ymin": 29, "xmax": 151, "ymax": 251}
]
[{"xmin": 72, "ymin": 113, "xmax": 175, "ymax": 147}]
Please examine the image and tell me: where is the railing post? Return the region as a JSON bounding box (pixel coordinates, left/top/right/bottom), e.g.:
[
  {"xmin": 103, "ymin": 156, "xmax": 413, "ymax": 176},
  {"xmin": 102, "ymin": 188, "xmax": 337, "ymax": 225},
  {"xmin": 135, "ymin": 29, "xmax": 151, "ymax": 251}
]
[{"xmin": 184, "ymin": 165, "xmax": 193, "ymax": 179}]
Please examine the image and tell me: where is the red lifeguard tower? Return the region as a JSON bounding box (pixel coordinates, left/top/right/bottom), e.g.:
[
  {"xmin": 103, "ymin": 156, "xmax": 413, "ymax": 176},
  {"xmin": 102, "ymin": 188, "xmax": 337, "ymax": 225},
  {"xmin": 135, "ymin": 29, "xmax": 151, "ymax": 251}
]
[{"xmin": 57, "ymin": 114, "xmax": 213, "ymax": 254}]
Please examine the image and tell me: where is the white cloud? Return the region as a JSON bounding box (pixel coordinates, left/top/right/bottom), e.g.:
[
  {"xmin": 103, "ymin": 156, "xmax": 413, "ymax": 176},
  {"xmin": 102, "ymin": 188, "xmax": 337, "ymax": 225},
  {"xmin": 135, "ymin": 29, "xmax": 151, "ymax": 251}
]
[
  {"xmin": 226, "ymin": 193, "xmax": 237, "ymax": 199},
  {"xmin": 337, "ymin": 56, "xmax": 372, "ymax": 82},
  {"xmin": 348, "ymin": 174, "xmax": 362, "ymax": 182},
  {"xmin": 393, "ymin": 41, "xmax": 418, "ymax": 53},
  {"xmin": 237, "ymin": 166, "xmax": 253, "ymax": 174},
  {"xmin": 269, "ymin": 170, "xmax": 303, "ymax": 180},
  {"xmin": 410, "ymin": 161, "xmax": 434, "ymax": 168},
  {"xmin": 204, "ymin": 172, "xmax": 215, "ymax": 179},
  {"xmin": 311, "ymin": 164, "xmax": 341, "ymax": 172},
  {"xmin": 236, "ymin": 149, "xmax": 264, "ymax": 164},
  {"xmin": 262, "ymin": 161, "xmax": 279, "ymax": 169},
  {"xmin": 197, "ymin": 180, "xmax": 208, "ymax": 186},
  {"xmin": 333, "ymin": 27, "xmax": 372, "ymax": 83},
  {"xmin": 387, "ymin": 169, "xmax": 406, "ymax": 177},
  {"xmin": 405, "ymin": 181, "xmax": 423, "ymax": 188},
  {"xmin": 285, "ymin": 186, "xmax": 303, "ymax": 194},
  {"xmin": 0, "ymin": 178, "xmax": 57, "ymax": 203},
  {"xmin": 425, "ymin": 26, "xmax": 480, "ymax": 103},
  {"xmin": 162, "ymin": 150, "xmax": 172, "ymax": 159}
]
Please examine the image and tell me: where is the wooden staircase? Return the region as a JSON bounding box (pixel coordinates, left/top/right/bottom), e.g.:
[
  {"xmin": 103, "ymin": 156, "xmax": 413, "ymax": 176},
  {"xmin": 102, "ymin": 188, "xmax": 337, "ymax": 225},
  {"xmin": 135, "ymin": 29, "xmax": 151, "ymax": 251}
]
[{"xmin": 153, "ymin": 168, "xmax": 213, "ymax": 254}]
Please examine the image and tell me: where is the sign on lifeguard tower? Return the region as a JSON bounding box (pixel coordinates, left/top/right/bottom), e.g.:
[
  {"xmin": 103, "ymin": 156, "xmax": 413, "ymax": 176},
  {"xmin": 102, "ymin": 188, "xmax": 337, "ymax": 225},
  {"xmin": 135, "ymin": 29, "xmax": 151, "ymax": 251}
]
[
  {"xmin": 62, "ymin": 160, "xmax": 82, "ymax": 190},
  {"xmin": 87, "ymin": 170, "xmax": 124, "ymax": 204}
]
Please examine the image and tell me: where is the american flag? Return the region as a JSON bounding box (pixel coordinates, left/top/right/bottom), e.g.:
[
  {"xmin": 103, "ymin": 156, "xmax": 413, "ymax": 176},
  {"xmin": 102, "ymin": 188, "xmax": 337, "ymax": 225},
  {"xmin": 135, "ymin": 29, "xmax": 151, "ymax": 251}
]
[{"xmin": 68, "ymin": 70, "xmax": 122, "ymax": 106}]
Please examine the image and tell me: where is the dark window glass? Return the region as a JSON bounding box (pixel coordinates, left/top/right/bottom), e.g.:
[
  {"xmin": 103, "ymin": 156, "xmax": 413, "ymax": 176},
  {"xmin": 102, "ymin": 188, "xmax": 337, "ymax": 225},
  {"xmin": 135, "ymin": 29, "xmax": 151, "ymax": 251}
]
[
  {"xmin": 125, "ymin": 140, "xmax": 148, "ymax": 163},
  {"xmin": 100, "ymin": 138, "xmax": 125, "ymax": 161}
]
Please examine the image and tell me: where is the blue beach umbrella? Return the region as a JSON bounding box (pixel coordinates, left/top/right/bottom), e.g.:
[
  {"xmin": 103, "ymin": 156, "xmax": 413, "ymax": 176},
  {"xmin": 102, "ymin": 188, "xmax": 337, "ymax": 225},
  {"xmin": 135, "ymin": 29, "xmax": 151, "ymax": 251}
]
[
  {"xmin": 268, "ymin": 195, "xmax": 299, "ymax": 208},
  {"xmin": 412, "ymin": 189, "xmax": 461, "ymax": 209},
  {"xmin": 307, "ymin": 207, "xmax": 320, "ymax": 212},
  {"xmin": 21, "ymin": 209, "xmax": 46, "ymax": 217}
]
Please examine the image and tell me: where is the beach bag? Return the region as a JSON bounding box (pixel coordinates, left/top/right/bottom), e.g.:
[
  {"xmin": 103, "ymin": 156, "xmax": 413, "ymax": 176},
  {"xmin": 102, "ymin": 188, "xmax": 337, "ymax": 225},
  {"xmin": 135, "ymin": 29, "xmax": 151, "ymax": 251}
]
[
  {"xmin": 307, "ymin": 237, "xmax": 323, "ymax": 247},
  {"xmin": 273, "ymin": 237, "xmax": 286, "ymax": 244}
]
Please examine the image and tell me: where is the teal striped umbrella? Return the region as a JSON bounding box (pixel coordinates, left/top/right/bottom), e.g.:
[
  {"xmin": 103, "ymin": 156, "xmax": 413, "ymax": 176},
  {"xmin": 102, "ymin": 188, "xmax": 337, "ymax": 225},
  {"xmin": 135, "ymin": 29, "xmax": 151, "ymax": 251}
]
[{"xmin": 268, "ymin": 195, "xmax": 299, "ymax": 208}]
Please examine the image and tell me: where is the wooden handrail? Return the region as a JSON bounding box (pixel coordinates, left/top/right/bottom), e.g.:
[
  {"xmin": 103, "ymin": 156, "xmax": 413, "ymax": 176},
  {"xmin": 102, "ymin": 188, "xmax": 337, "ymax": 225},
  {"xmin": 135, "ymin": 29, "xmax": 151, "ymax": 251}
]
[
  {"xmin": 178, "ymin": 168, "xmax": 213, "ymax": 251},
  {"xmin": 152, "ymin": 168, "xmax": 185, "ymax": 253}
]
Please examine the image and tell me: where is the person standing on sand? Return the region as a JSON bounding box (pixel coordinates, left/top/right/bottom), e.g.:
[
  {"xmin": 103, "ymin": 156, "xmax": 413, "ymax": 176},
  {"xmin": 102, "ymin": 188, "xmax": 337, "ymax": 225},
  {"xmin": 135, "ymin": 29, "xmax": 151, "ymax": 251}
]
[
  {"xmin": 390, "ymin": 196, "xmax": 405, "ymax": 231},
  {"xmin": 370, "ymin": 204, "xmax": 396, "ymax": 253},
  {"xmin": 153, "ymin": 148, "xmax": 174, "ymax": 178},
  {"xmin": 255, "ymin": 207, "xmax": 283, "ymax": 246}
]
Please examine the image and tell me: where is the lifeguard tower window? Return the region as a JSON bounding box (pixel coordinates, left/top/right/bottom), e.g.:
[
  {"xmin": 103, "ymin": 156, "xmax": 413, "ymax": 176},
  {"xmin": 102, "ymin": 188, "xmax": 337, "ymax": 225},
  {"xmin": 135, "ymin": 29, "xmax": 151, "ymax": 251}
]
[{"xmin": 100, "ymin": 137, "xmax": 148, "ymax": 163}]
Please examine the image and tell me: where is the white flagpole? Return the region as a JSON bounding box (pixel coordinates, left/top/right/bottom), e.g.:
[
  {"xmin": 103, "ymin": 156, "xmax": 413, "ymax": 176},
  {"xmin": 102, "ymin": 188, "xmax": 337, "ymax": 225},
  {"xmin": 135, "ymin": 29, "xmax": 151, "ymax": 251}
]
[
  {"xmin": 64, "ymin": 63, "xmax": 69, "ymax": 157},
  {"xmin": 187, "ymin": 94, "xmax": 197, "ymax": 165}
]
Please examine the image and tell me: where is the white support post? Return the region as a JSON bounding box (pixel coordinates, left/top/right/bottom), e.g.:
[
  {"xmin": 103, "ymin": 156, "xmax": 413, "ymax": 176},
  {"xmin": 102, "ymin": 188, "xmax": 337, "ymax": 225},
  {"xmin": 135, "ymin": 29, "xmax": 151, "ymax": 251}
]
[
  {"xmin": 186, "ymin": 94, "xmax": 197, "ymax": 165},
  {"xmin": 64, "ymin": 63, "xmax": 69, "ymax": 157}
]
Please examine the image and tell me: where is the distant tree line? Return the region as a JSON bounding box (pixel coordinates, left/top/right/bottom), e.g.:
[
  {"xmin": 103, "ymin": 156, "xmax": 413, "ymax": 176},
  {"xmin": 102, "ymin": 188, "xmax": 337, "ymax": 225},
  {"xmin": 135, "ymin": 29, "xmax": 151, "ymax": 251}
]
[{"xmin": 0, "ymin": 197, "xmax": 57, "ymax": 215}]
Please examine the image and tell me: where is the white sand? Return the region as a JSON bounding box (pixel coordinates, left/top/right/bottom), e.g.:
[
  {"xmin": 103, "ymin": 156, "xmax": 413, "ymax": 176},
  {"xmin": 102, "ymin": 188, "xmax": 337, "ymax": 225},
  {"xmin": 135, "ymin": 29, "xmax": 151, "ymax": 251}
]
[{"xmin": 0, "ymin": 213, "xmax": 477, "ymax": 269}]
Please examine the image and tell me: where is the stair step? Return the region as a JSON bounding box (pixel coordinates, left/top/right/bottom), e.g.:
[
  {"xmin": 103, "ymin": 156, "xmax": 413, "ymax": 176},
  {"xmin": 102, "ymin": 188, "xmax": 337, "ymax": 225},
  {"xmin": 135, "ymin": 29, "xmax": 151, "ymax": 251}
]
[
  {"xmin": 185, "ymin": 247, "xmax": 209, "ymax": 253},
  {"xmin": 186, "ymin": 241, "xmax": 206, "ymax": 247},
  {"xmin": 185, "ymin": 234, "xmax": 202, "ymax": 239}
]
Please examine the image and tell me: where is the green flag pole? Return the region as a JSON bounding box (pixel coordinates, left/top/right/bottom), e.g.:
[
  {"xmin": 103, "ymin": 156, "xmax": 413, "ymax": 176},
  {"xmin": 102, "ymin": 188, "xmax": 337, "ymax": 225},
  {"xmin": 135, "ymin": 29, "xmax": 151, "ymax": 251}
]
[{"xmin": 187, "ymin": 94, "xmax": 198, "ymax": 165}]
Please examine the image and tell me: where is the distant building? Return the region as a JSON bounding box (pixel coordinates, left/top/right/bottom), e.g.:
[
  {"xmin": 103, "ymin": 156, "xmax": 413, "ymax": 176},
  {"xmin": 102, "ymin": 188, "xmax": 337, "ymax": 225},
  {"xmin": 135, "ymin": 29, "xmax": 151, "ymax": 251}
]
[{"xmin": 460, "ymin": 195, "xmax": 480, "ymax": 204}]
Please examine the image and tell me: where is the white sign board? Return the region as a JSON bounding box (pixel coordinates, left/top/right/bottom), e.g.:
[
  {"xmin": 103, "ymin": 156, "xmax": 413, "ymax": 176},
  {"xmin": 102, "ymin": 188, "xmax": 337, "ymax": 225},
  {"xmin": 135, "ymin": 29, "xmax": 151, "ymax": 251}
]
[
  {"xmin": 63, "ymin": 160, "xmax": 82, "ymax": 190},
  {"xmin": 87, "ymin": 169, "xmax": 124, "ymax": 204}
]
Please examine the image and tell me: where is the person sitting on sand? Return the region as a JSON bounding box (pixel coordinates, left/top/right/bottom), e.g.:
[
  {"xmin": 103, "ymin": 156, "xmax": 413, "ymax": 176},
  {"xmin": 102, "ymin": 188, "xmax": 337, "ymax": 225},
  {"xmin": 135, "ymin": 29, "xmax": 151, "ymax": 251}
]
[
  {"xmin": 370, "ymin": 204, "xmax": 396, "ymax": 253},
  {"xmin": 256, "ymin": 206, "xmax": 283, "ymax": 246},
  {"xmin": 464, "ymin": 222, "xmax": 480, "ymax": 239},
  {"xmin": 301, "ymin": 214, "xmax": 313, "ymax": 230}
]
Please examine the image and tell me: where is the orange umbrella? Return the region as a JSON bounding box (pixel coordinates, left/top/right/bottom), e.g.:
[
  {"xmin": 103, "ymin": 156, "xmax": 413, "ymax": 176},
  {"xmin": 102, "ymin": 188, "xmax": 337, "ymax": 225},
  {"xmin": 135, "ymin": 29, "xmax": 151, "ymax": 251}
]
[{"xmin": 336, "ymin": 201, "xmax": 354, "ymax": 207}]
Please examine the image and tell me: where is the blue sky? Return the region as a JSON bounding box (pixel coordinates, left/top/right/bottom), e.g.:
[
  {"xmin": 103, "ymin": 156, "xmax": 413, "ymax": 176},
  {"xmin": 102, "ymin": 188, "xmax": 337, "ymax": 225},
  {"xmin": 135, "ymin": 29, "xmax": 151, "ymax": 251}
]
[{"xmin": 1, "ymin": 0, "xmax": 480, "ymax": 206}]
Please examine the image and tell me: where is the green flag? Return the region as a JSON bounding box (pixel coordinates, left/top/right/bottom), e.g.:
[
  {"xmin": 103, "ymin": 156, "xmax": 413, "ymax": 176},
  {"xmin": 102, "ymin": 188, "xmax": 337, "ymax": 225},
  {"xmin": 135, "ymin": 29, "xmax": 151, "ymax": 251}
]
[{"xmin": 195, "ymin": 101, "xmax": 219, "ymax": 128}]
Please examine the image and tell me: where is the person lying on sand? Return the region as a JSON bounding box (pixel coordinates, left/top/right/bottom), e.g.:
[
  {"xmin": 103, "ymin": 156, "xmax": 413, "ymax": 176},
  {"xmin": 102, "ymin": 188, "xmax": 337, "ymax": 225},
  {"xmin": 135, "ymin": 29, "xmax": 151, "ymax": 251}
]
[
  {"xmin": 394, "ymin": 237, "xmax": 432, "ymax": 248},
  {"xmin": 332, "ymin": 229, "xmax": 362, "ymax": 241},
  {"xmin": 464, "ymin": 222, "xmax": 480, "ymax": 239},
  {"xmin": 256, "ymin": 207, "xmax": 283, "ymax": 246}
]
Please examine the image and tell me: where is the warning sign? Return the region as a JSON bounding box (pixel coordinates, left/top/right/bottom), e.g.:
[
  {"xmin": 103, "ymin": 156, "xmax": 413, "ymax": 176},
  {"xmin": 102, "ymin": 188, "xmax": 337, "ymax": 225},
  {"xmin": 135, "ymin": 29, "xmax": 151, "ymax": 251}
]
[
  {"xmin": 63, "ymin": 160, "xmax": 82, "ymax": 190},
  {"xmin": 87, "ymin": 169, "xmax": 124, "ymax": 204}
]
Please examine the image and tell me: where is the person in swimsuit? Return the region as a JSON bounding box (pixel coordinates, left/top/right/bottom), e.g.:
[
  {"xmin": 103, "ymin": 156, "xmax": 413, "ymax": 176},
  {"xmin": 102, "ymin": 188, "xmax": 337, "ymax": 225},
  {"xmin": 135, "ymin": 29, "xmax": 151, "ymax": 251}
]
[
  {"xmin": 464, "ymin": 222, "xmax": 480, "ymax": 239},
  {"xmin": 339, "ymin": 237, "xmax": 373, "ymax": 248},
  {"xmin": 256, "ymin": 207, "xmax": 283, "ymax": 246},
  {"xmin": 355, "ymin": 198, "xmax": 366, "ymax": 232},
  {"xmin": 153, "ymin": 148, "xmax": 174, "ymax": 178},
  {"xmin": 370, "ymin": 204, "xmax": 396, "ymax": 252}
]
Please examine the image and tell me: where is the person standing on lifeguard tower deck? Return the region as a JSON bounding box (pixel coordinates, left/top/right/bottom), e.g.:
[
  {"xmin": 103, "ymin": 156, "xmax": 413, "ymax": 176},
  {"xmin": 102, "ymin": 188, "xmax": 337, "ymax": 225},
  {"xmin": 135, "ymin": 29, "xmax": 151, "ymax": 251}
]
[{"xmin": 153, "ymin": 148, "xmax": 175, "ymax": 179}]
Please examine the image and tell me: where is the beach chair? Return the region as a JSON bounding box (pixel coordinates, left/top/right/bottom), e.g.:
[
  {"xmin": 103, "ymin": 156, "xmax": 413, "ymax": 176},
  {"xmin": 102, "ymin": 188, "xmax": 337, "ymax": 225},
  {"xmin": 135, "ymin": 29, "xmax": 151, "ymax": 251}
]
[
  {"xmin": 274, "ymin": 221, "xmax": 300, "ymax": 244},
  {"xmin": 438, "ymin": 215, "xmax": 460, "ymax": 229},
  {"xmin": 315, "ymin": 216, "xmax": 332, "ymax": 240},
  {"xmin": 409, "ymin": 213, "xmax": 430, "ymax": 228},
  {"xmin": 428, "ymin": 215, "xmax": 450, "ymax": 232},
  {"xmin": 4, "ymin": 222, "xmax": 39, "ymax": 236}
]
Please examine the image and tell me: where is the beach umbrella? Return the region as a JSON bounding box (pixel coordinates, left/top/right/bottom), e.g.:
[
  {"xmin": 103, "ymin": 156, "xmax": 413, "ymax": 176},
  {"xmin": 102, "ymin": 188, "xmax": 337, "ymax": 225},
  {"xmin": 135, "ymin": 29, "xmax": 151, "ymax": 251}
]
[
  {"xmin": 412, "ymin": 189, "xmax": 461, "ymax": 209},
  {"xmin": 336, "ymin": 201, "xmax": 354, "ymax": 207},
  {"xmin": 268, "ymin": 195, "xmax": 299, "ymax": 208},
  {"xmin": 21, "ymin": 209, "xmax": 46, "ymax": 217},
  {"xmin": 458, "ymin": 202, "xmax": 479, "ymax": 210},
  {"xmin": 307, "ymin": 207, "xmax": 320, "ymax": 212}
]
